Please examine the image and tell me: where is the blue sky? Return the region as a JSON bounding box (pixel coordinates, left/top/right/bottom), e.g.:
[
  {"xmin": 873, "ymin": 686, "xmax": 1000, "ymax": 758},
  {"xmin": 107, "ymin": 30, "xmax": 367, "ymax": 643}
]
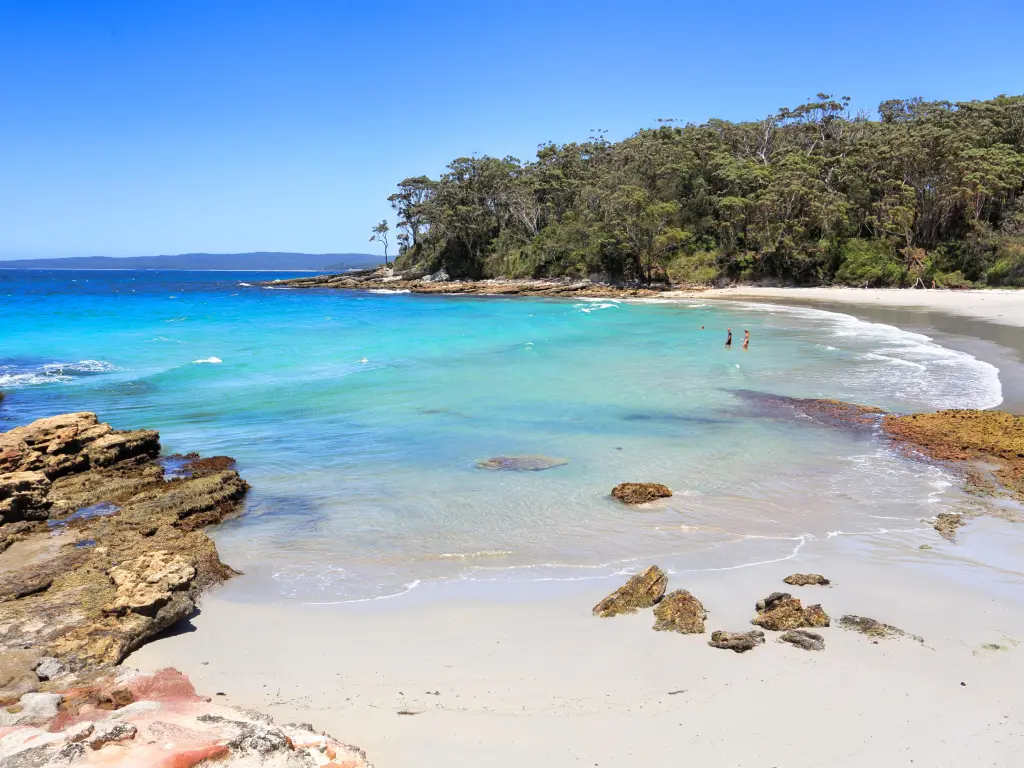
[{"xmin": 1, "ymin": 0, "xmax": 1022, "ymax": 259}]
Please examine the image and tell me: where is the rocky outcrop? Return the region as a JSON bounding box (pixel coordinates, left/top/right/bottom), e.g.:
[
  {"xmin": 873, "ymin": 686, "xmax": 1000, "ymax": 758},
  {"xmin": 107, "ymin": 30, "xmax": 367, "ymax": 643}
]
[
  {"xmin": 780, "ymin": 629, "xmax": 825, "ymax": 651},
  {"xmin": 839, "ymin": 615, "xmax": 923, "ymax": 643},
  {"xmin": 884, "ymin": 409, "xmax": 1024, "ymax": 502},
  {"xmin": 610, "ymin": 483, "xmax": 672, "ymax": 505},
  {"xmin": 783, "ymin": 573, "xmax": 831, "ymax": 586},
  {"xmin": 0, "ymin": 667, "xmax": 371, "ymax": 767},
  {"xmin": 260, "ymin": 269, "xmax": 671, "ymax": 298},
  {"xmin": 652, "ymin": 589, "xmax": 707, "ymax": 634},
  {"xmin": 751, "ymin": 592, "xmax": 830, "ymax": 631},
  {"xmin": 708, "ymin": 630, "xmax": 764, "ymax": 652},
  {"xmin": 0, "ymin": 413, "xmax": 249, "ymax": 697},
  {"xmin": 592, "ymin": 566, "xmax": 667, "ymax": 617},
  {"xmin": 475, "ymin": 455, "xmax": 568, "ymax": 471}
]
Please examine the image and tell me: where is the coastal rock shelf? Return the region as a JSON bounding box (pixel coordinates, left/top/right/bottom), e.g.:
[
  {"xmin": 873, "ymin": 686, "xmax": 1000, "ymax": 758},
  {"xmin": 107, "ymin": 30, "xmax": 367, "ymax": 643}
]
[
  {"xmin": 0, "ymin": 666, "xmax": 371, "ymax": 767},
  {"xmin": 0, "ymin": 413, "xmax": 248, "ymax": 690},
  {"xmin": 260, "ymin": 268, "xmax": 673, "ymax": 298}
]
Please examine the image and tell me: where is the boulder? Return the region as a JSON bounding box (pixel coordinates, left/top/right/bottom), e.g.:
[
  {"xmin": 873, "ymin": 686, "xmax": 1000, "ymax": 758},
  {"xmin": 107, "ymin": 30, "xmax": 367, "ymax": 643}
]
[
  {"xmin": 653, "ymin": 589, "xmax": 707, "ymax": 634},
  {"xmin": 592, "ymin": 566, "xmax": 667, "ymax": 617},
  {"xmin": 780, "ymin": 629, "xmax": 825, "ymax": 651},
  {"xmin": 610, "ymin": 483, "xmax": 673, "ymax": 505},
  {"xmin": 709, "ymin": 629, "xmax": 764, "ymax": 653},
  {"xmin": 475, "ymin": 455, "xmax": 568, "ymax": 471},
  {"xmin": 752, "ymin": 592, "xmax": 830, "ymax": 631},
  {"xmin": 782, "ymin": 573, "xmax": 830, "ymax": 586}
]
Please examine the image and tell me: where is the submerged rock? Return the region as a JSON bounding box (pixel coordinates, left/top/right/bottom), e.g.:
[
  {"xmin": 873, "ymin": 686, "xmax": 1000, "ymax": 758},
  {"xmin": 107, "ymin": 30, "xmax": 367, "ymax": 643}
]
[
  {"xmin": 752, "ymin": 592, "xmax": 830, "ymax": 631},
  {"xmin": 611, "ymin": 482, "xmax": 673, "ymax": 505},
  {"xmin": 733, "ymin": 390, "xmax": 885, "ymax": 429},
  {"xmin": 593, "ymin": 565, "xmax": 667, "ymax": 617},
  {"xmin": 475, "ymin": 455, "xmax": 568, "ymax": 471},
  {"xmin": 0, "ymin": 413, "xmax": 249, "ymax": 682},
  {"xmin": 780, "ymin": 629, "xmax": 825, "ymax": 651},
  {"xmin": 709, "ymin": 629, "xmax": 764, "ymax": 653},
  {"xmin": 653, "ymin": 589, "xmax": 707, "ymax": 634},
  {"xmin": 783, "ymin": 573, "xmax": 830, "ymax": 586},
  {"xmin": 839, "ymin": 615, "xmax": 923, "ymax": 643}
]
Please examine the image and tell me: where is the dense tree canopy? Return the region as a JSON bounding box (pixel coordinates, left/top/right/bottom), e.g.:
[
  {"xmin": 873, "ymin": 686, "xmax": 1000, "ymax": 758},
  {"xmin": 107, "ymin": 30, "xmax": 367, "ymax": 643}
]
[{"xmin": 388, "ymin": 94, "xmax": 1024, "ymax": 287}]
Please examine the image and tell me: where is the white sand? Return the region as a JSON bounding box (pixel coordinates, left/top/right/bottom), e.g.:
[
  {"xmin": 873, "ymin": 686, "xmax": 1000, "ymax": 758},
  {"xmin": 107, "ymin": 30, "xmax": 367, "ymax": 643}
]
[
  {"xmin": 665, "ymin": 286, "xmax": 1024, "ymax": 327},
  {"xmin": 129, "ymin": 524, "xmax": 1024, "ymax": 768}
]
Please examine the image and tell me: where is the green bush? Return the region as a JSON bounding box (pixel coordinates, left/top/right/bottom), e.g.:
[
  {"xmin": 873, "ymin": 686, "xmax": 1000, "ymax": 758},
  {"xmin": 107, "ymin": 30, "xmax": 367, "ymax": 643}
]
[
  {"xmin": 834, "ymin": 239, "xmax": 905, "ymax": 287},
  {"xmin": 985, "ymin": 238, "xmax": 1024, "ymax": 286},
  {"xmin": 666, "ymin": 250, "xmax": 722, "ymax": 285}
]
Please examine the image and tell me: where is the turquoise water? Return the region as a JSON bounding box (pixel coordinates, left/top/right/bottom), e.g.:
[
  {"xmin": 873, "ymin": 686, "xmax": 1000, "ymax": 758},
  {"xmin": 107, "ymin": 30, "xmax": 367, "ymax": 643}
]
[{"xmin": 0, "ymin": 271, "xmax": 1002, "ymax": 601}]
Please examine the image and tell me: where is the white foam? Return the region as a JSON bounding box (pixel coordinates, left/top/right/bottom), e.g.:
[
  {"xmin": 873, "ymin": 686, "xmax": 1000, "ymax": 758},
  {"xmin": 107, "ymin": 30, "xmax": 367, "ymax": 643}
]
[
  {"xmin": 192, "ymin": 357, "xmax": 222, "ymax": 364},
  {"xmin": 733, "ymin": 301, "xmax": 1003, "ymax": 410},
  {"xmin": 0, "ymin": 360, "xmax": 115, "ymax": 388},
  {"xmin": 368, "ymin": 289, "xmax": 412, "ymax": 294}
]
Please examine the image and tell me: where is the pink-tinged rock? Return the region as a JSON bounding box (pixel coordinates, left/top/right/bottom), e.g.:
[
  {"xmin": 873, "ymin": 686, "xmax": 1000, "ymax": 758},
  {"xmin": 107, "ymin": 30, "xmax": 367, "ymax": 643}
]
[{"xmin": 0, "ymin": 666, "xmax": 373, "ymax": 767}]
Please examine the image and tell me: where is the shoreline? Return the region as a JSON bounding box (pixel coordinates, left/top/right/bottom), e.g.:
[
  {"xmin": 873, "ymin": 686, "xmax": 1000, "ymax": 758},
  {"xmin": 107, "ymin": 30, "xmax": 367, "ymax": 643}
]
[{"xmin": 129, "ymin": 523, "xmax": 1024, "ymax": 768}]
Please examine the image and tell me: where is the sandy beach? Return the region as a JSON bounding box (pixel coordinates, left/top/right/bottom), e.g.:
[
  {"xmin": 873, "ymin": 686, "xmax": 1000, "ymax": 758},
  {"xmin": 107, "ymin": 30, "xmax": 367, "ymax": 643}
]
[
  {"xmin": 122, "ymin": 288, "xmax": 1024, "ymax": 767},
  {"xmin": 130, "ymin": 526, "xmax": 1024, "ymax": 768},
  {"xmin": 670, "ymin": 286, "xmax": 1024, "ymax": 328}
]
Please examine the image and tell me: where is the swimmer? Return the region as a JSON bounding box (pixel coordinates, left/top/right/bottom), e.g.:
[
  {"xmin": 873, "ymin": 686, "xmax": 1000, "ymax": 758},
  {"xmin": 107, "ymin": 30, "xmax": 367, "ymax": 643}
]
[
  {"xmin": 742, "ymin": 329, "xmax": 750, "ymax": 350},
  {"xmin": 725, "ymin": 328, "xmax": 732, "ymax": 349}
]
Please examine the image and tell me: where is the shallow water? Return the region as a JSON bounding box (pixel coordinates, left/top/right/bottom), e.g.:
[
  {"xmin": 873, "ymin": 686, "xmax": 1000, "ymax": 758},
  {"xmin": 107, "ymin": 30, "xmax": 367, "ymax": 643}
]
[{"xmin": 0, "ymin": 270, "xmax": 1003, "ymax": 601}]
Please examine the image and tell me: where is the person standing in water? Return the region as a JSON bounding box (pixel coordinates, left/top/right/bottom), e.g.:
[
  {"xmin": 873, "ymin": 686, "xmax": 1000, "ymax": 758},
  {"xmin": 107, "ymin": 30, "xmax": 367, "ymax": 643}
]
[
  {"xmin": 725, "ymin": 328, "xmax": 732, "ymax": 348},
  {"xmin": 742, "ymin": 329, "xmax": 750, "ymax": 350}
]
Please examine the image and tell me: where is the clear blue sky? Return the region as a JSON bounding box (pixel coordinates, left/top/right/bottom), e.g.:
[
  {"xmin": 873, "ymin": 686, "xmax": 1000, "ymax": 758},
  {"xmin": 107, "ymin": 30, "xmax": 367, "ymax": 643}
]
[{"xmin": 1, "ymin": 0, "xmax": 1021, "ymax": 259}]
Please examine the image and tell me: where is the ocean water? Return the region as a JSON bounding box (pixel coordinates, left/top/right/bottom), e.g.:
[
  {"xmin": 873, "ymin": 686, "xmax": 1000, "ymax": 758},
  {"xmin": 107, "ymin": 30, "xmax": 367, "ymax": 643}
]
[{"xmin": 0, "ymin": 270, "xmax": 1003, "ymax": 602}]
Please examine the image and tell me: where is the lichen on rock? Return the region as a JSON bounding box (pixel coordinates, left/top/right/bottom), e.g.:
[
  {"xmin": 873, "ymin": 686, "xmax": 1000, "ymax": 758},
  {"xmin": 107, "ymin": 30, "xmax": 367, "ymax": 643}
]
[
  {"xmin": 780, "ymin": 629, "xmax": 825, "ymax": 651},
  {"xmin": 610, "ymin": 482, "xmax": 672, "ymax": 505},
  {"xmin": 652, "ymin": 589, "xmax": 707, "ymax": 634},
  {"xmin": 592, "ymin": 566, "xmax": 667, "ymax": 617},
  {"xmin": 708, "ymin": 629, "xmax": 764, "ymax": 652},
  {"xmin": 751, "ymin": 592, "xmax": 830, "ymax": 631},
  {"xmin": 783, "ymin": 573, "xmax": 830, "ymax": 586},
  {"xmin": 883, "ymin": 409, "xmax": 1024, "ymax": 501}
]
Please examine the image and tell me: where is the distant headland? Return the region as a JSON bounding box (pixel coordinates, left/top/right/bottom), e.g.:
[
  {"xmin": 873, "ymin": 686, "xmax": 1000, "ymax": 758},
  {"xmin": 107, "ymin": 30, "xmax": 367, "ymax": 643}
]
[{"xmin": 0, "ymin": 251, "xmax": 383, "ymax": 271}]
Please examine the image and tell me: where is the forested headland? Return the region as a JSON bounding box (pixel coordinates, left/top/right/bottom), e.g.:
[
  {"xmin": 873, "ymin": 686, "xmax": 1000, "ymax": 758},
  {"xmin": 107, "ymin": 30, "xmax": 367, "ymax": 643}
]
[{"xmin": 385, "ymin": 94, "xmax": 1024, "ymax": 288}]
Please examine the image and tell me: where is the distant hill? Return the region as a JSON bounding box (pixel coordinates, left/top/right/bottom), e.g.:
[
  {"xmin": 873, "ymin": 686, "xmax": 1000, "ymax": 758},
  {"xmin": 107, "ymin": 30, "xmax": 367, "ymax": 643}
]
[{"xmin": 0, "ymin": 252, "xmax": 384, "ymax": 271}]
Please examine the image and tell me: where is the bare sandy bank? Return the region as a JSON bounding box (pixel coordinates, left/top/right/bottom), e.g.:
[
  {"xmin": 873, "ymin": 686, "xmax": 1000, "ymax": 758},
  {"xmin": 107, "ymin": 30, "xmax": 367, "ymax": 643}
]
[
  {"xmin": 129, "ymin": 523, "xmax": 1024, "ymax": 768},
  {"xmin": 666, "ymin": 286, "xmax": 1024, "ymax": 328}
]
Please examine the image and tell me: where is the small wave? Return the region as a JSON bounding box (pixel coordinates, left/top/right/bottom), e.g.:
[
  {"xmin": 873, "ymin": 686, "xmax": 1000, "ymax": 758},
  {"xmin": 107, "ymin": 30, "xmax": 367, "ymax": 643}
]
[
  {"xmin": 301, "ymin": 580, "xmax": 422, "ymax": 605},
  {"xmin": 432, "ymin": 550, "xmax": 514, "ymax": 560},
  {"xmin": 0, "ymin": 360, "xmax": 116, "ymax": 388},
  {"xmin": 192, "ymin": 357, "xmax": 222, "ymax": 364},
  {"xmin": 238, "ymin": 282, "xmax": 253, "ymax": 287},
  {"xmin": 574, "ymin": 302, "xmax": 619, "ymax": 313},
  {"xmin": 368, "ymin": 289, "xmax": 412, "ymax": 294}
]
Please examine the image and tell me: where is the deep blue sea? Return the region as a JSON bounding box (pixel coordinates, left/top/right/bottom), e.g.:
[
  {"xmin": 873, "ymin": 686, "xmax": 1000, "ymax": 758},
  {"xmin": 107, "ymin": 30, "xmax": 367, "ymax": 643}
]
[{"xmin": 0, "ymin": 270, "xmax": 1003, "ymax": 602}]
